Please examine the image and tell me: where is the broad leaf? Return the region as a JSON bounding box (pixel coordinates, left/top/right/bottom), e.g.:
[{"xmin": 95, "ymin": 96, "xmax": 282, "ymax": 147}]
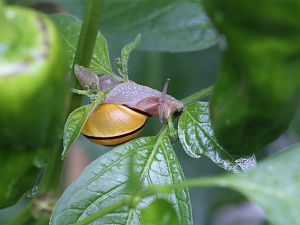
[
  {"xmin": 204, "ymin": 0, "xmax": 300, "ymax": 155},
  {"xmin": 219, "ymin": 145, "xmax": 300, "ymax": 225},
  {"xmin": 141, "ymin": 199, "xmax": 179, "ymax": 225},
  {"xmin": 101, "ymin": 0, "xmax": 218, "ymax": 52},
  {"xmin": 51, "ymin": 14, "xmax": 113, "ymax": 75},
  {"xmin": 62, "ymin": 93, "xmax": 105, "ymax": 158},
  {"xmin": 53, "ymin": 0, "xmax": 218, "ymax": 52},
  {"xmin": 178, "ymin": 101, "xmax": 256, "ymax": 172},
  {"xmin": 50, "ymin": 134, "xmax": 192, "ymax": 225}
]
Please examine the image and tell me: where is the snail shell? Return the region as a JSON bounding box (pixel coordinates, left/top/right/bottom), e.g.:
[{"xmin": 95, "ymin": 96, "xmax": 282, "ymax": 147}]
[{"xmin": 81, "ymin": 103, "xmax": 149, "ymax": 145}]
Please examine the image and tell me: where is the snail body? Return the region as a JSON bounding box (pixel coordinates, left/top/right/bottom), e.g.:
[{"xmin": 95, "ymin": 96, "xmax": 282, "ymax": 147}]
[
  {"xmin": 102, "ymin": 81, "xmax": 183, "ymax": 120},
  {"xmin": 75, "ymin": 65, "xmax": 183, "ymax": 145}
]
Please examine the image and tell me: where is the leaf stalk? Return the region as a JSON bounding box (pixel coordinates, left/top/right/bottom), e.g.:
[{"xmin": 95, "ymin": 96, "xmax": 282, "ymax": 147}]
[{"xmin": 181, "ymin": 85, "xmax": 213, "ymax": 105}]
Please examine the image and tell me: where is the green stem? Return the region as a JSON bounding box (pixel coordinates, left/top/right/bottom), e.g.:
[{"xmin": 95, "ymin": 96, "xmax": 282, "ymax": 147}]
[
  {"xmin": 73, "ymin": 0, "xmax": 103, "ymax": 68},
  {"xmin": 72, "ymin": 89, "xmax": 89, "ymax": 96},
  {"xmin": 181, "ymin": 85, "xmax": 214, "ymax": 105},
  {"xmin": 70, "ymin": 0, "xmax": 103, "ymax": 111},
  {"xmin": 167, "ymin": 116, "xmax": 177, "ymax": 138},
  {"xmin": 40, "ymin": 0, "xmax": 104, "ymax": 196},
  {"xmin": 145, "ymin": 52, "xmax": 163, "ymax": 88}
]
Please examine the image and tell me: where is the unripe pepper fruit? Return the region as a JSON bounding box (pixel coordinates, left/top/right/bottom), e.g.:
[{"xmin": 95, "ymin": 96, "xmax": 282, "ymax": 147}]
[
  {"xmin": 0, "ymin": 5, "xmax": 69, "ymax": 208},
  {"xmin": 0, "ymin": 6, "xmax": 69, "ymax": 150}
]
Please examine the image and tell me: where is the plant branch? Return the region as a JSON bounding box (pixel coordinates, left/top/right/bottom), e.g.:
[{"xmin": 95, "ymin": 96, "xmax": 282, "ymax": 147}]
[
  {"xmin": 70, "ymin": 0, "xmax": 103, "ymax": 111},
  {"xmin": 181, "ymin": 85, "xmax": 214, "ymax": 105},
  {"xmin": 73, "ymin": 0, "xmax": 103, "ymax": 68}
]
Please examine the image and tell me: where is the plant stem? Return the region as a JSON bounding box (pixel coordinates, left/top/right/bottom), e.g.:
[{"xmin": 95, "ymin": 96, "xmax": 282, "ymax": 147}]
[
  {"xmin": 40, "ymin": 0, "xmax": 104, "ymax": 196},
  {"xmin": 145, "ymin": 52, "xmax": 163, "ymax": 88},
  {"xmin": 70, "ymin": 0, "xmax": 103, "ymax": 111},
  {"xmin": 73, "ymin": 0, "xmax": 103, "ymax": 68},
  {"xmin": 181, "ymin": 85, "xmax": 214, "ymax": 105}
]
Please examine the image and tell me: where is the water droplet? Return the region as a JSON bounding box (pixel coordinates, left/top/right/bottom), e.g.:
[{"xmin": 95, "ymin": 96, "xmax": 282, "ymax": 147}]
[
  {"xmin": 25, "ymin": 185, "xmax": 39, "ymax": 198},
  {"xmin": 218, "ymin": 35, "xmax": 227, "ymax": 50}
]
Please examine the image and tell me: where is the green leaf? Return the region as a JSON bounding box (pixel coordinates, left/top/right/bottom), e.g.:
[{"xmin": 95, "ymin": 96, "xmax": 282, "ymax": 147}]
[
  {"xmin": 62, "ymin": 93, "xmax": 105, "ymax": 159},
  {"xmin": 101, "ymin": 0, "xmax": 218, "ymax": 52},
  {"xmin": 141, "ymin": 199, "xmax": 179, "ymax": 225},
  {"xmin": 117, "ymin": 33, "xmax": 141, "ymax": 78},
  {"xmin": 50, "ymin": 134, "xmax": 192, "ymax": 225},
  {"xmin": 89, "ymin": 31, "xmax": 113, "ymax": 75},
  {"xmin": 51, "ymin": 0, "xmax": 217, "ymax": 52},
  {"xmin": 51, "ymin": 14, "xmax": 113, "ymax": 75},
  {"xmin": 220, "ymin": 145, "xmax": 300, "ymax": 225},
  {"xmin": 178, "ymin": 101, "xmax": 256, "ymax": 172},
  {"xmin": 205, "ymin": 0, "xmax": 300, "ymax": 155}
]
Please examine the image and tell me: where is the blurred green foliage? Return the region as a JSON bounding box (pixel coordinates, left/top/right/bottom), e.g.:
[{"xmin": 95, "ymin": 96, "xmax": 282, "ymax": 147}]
[
  {"xmin": 205, "ymin": 0, "xmax": 300, "ymax": 155},
  {"xmin": 1, "ymin": 1, "xmax": 300, "ymax": 225}
]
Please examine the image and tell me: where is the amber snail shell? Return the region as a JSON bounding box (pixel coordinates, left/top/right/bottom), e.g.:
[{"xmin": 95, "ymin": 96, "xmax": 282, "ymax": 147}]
[{"xmin": 81, "ymin": 103, "xmax": 149, "ymax": 145}]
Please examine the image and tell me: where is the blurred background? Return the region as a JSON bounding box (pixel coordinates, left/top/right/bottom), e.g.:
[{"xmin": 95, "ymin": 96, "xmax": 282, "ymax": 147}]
[{"xmin": 1, "ymin": 0, "xmax": 300, "ymax": 224}]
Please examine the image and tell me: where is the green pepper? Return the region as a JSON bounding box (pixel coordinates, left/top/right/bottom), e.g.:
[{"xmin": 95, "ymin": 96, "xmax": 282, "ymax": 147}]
[
  {"xmin": 0, "ymin": 5, "xmax": 69, "ymax": 207},
  {"xmin": 204, "ymin": 0, "xmax": 300, "ymax": 155}
]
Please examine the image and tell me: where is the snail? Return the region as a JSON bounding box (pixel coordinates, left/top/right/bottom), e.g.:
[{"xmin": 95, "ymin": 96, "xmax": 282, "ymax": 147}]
[{"xmin": 74, "ymin": 65, "xmax": 183, "ymax": 145}]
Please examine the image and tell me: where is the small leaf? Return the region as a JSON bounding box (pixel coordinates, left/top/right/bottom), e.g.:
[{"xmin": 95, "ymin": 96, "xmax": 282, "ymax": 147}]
[
  {"xmin": 62, "ymin": 93, "xmax": 105, "ymax": 158},
  {"xmin": 89, "ymin": 31, "xmax": 113, "ymax": 75},
  {"xmin": 141, "ymin": 199, "xmax": 179, "ymax": 225},
  {"xmin": 178, "ymin": 101, "xmax": 256, "ymax": 172},
  {"xmin": 51, "ymin": 14, "xmax": 114, "ymax": 75},
  {"xmin": 118, "ymin": 33, "xmax": 141, "ymax": 78},
  {"xmin": 219, "ymin": 145, "xmax": 300, "ymax": 225},
  {"xmin": 51, "ymin": 134, "xmax": 192, "ymax": 225}
]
